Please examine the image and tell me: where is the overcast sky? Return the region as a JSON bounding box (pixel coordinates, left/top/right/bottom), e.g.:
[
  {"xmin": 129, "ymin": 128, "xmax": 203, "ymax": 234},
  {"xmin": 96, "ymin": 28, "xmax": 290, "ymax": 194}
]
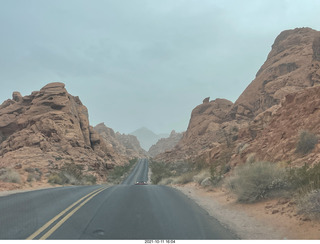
[{"xmin": 1, "ymin": 0, "xmax": 319, "ymax": 134}]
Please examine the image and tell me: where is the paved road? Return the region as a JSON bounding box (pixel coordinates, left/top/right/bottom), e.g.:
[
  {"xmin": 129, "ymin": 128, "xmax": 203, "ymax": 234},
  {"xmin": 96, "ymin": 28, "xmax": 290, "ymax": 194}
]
[{"xmin": 0, "ymin": 159, "xmax": 237, "ymax": 240}]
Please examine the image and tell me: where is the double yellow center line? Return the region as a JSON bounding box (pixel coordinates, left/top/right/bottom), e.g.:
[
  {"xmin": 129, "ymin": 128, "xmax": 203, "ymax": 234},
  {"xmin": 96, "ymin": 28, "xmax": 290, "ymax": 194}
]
[{"xmin": 27, "ymin": 186, "xmax": 108, "ymax": 240}]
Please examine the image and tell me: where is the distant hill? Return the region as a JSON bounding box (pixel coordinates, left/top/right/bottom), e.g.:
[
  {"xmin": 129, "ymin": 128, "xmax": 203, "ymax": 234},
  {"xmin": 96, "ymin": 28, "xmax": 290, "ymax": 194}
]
[
  {"xmin": 148, "ymin": 130, "xmax": 184, "ymax": 157},
  {"xmin": 130, "ymin": 127, "xmax": 169, "ymax": 151}
]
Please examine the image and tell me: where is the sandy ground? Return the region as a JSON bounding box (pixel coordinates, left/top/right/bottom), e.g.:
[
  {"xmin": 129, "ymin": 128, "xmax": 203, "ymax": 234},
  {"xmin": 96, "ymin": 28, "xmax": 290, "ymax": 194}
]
[{"xmin": 173, "ymin": 182, "xmax": 320, "ymax": 240}]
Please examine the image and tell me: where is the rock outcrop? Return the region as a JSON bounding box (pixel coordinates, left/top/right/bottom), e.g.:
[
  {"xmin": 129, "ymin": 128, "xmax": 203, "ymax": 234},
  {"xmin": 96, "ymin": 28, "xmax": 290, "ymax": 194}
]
[
  {"xmin": 234, "ymin": 85, "xmax": 320, "ymax": 166},
  {"xmin": 94, "ymin": 123, "xmax": 146, "ymax": 159},
  {"xmin": 155, "ymin": 98, "xmax": 241, "ymax": 162},
  {"xmin": 157, "ymin": 27, "xmax": 320, "ymax": 166},
  {"xmin": 0, "ymin": 82, "xmax": 126, "ymax": 186},
  {"xmin": 230, "ymin": 27, "xmax": 320, "ymax": 121},
  {"xmin": 148, "ymin": 130, "xmax": 184, "ymax": 157}
]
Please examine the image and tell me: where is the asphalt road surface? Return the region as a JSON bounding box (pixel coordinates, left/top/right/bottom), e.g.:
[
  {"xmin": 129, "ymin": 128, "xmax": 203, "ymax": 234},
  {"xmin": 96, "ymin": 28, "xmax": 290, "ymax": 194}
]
[{"xmin": 0, "ymin": 159, "xmax": 237, "ymax": 240}]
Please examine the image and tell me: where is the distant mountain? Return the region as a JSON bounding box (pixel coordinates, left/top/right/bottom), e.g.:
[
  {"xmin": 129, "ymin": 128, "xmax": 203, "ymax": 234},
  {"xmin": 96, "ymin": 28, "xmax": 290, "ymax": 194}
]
[
  {"xmin": 130, "ymin": 127, "xmax": 169, "ymax": 151},
  {"xmin": 148, "ymin": 130, "xmax": 184, "ymax": 157}
]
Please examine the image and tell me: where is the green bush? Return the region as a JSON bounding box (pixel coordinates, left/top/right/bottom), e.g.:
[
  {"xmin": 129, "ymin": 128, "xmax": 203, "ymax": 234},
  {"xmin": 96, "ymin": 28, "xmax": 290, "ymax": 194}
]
[
  {"xmin": 296, "ymin": 130, "xmax": 318, "ymax": 155},
  {"xmin": 227, "ymin": 161, "xmax": 288, "ymax": 203},
  {"xmin": 0, "ymin": 168, "xmax": 21, "ymax": 184}
]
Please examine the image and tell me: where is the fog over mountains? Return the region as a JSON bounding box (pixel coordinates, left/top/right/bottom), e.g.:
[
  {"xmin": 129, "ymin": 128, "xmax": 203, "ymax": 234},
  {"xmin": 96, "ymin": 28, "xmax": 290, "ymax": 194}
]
[{"xmin": 130, "ymin": 127, "xmax": 169, "ymax": 151}]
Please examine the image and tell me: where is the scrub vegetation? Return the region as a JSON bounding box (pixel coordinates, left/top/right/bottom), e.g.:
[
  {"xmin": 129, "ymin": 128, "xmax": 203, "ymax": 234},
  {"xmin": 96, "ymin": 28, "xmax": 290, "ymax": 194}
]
[
  {"xmin": 48, "ymin": 162, "xmax": 97, "ymax": 185},
  {"xmin": 295, "ymin": 130, "xmax": 318, "ymax": 155},
  {"xmin": 0, "ymin": 168, "xmax": 21, "ymax": 184},
  {"xmin": 151, "ymin": 158, "xmax": 320, "ymax": 220},
  {"xmin": 107, "ymin": 158, "xmax": 138, "ymax": 184}
]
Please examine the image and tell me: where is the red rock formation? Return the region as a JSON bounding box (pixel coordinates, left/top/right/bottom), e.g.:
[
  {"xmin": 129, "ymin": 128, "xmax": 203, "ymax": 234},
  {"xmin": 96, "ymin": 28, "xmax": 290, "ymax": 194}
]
[
  {"xmin": 0, "ymin": 82, "xmax": 126, "ymax": 186},
  {"xmin": 235, "ymin": 86, "xmax": 320, "ymax": 166},
  {"xmin": 155, "ymin": 98, "xmax": 239, "ymax": 162},
  {"xmin": 94, "ymin": 123, "xmax": 146, "ymax": 159},
  {"xmin": 230, "ymin": 27, "xmax": 320, "ymax": 121},
  {"xmin": 157, "ymin": 28, "xmax": 320, "ymax": 166}
]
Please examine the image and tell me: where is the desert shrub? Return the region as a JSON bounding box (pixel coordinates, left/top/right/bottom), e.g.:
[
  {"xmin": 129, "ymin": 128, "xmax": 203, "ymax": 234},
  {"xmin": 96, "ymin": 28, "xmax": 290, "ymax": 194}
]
[
  {"xmin": 172, "ymin": 172, "xmax": 196, "ymax": 184},
  {"xmin": 48, "ymin": 162, "xmax": 98, "ymax": 185},
  {"xmin": 82, "ymin": 174, "xmax": 97, "ymax": 185},
  {"xmin": 286, "ymin": 163, "xmax": 320, "ymax": 220},
  {"xmin": 61, "ymin": 163, "xmax": 84, "ymax": 179},
  {"xmin": 296, "ymin": 130, "xmax": 318, "ymax": 155},
  {"xmin": 150, "ymin": 160, "xmax": 196, "ymax": 185},
  {"xmin": 227, "ymin": 161, "xmax": 288, "ymax": 203},
  {"xmin": 26, "ymin": 168, "xmax": 42, "ymax": 182},
  {"xmin": 150, "ymin": 161, "xmax": 173, "ymax": 184},
  {"xmin": 158, "ymin": 177, "xmax": 174, "ymax": 185},
  {"xmin": 48, "ymin": 173, "xmax": 63, "ymax": 185},
  {"xmin": 193, "ymin": 170, "xmax": 211, "ymax": 185},
  {"xmin": 210, "ymin": 165, "xmax": 223, "ymax": 186},
  {"xmin": 298, "ymin": 190, "xmax": 320, "ymax": 219},
  {"xmin": 0, "ymin": 168, "xmax": 21, "ymax": 184},
  {"xmin": 287, "ymin": 163, "xmax": 320, "ymax": 192},
  {"xmin": 203, "ymin": 148, "xmax": 233, "ymax": 186}
]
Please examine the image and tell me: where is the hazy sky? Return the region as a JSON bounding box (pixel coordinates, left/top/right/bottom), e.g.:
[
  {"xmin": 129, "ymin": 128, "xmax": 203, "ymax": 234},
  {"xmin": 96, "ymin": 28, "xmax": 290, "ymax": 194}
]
[{"xmin": 1, "ymin": 0, "xmax": 319, "ymax": 134}]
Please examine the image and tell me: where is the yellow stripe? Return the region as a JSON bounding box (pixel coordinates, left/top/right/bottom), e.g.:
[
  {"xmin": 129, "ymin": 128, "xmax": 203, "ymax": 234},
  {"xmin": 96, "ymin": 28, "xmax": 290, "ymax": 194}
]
[
  {"xmin": 26, "ymin": 186, "xmax": 105, "ymax": 240},
  {"xmin": 39, "ymin": 187, "xmax": 106, "ymax": 240}
]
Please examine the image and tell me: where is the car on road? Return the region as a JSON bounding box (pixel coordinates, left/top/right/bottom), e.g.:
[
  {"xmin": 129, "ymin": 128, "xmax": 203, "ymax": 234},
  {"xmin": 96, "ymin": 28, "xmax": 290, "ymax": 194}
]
[{"xmin": 135, "ymin": 181, "xmax": 147, "ymax": 185}]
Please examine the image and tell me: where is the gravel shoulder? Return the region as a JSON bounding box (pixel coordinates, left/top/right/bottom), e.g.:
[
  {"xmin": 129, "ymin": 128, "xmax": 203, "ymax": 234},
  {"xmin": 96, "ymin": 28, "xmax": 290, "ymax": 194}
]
[{"xmin": 173, "ymin": 182, "xmax": 320, "ymax": 240}]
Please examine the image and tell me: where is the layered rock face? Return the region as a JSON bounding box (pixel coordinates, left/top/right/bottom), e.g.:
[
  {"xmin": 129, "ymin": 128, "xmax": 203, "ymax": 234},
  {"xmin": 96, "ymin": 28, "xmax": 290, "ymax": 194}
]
[
  {"xmin": 155, "ymin": 98, "xmax": 240, "ymax": 162},
  {"xmin": 230, "ymin": 27, "xmax": 320, "ymax": 121},
  {"xmin": 157, "ymin": 27, "xmax": 320, "ymax": 166},
  {"xmin": 148, "ymin": 130, "xmax": 184, "ymax": 157},
  {"xmin": 94, "ymin": 123, "xmax": 146, "ymax": 159},
  {"xmin": 0, "ymin": 83, "xmax": 125, "ymax": 185},
  {"xmin": 236, "ymin": 85, "xmax": 320, "ymax": 166}
]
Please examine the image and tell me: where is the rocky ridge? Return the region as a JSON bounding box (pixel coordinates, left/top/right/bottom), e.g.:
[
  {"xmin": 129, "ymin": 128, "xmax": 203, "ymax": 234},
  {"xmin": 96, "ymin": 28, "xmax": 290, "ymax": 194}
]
[
  {"xmin": 156, "ymin": 27, "xmax": 320, "ymax": 166},
  {"xmin": 0, "ymin": 82, "xmax": 126, "ymax": 188},
  {"xmin": 94, "ymin": 123, "xmax": 146, "ymax": 159},
  {"xmin": 148, "ymin": 130, "xmax": 184, "ymax": 157},
  {"xmin": 230, "ymin": 27, "xmax": 320, "ymax": 121},
  {"xmin": 155, "ymin": 97, "xmax": 242, "ymax": 162}
]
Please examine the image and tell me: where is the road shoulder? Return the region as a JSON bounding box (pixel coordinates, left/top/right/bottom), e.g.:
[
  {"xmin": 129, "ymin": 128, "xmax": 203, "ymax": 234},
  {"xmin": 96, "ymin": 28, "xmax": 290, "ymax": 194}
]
[{"xmin": 173, "ymin": 182, "xmax": 320, "ymax": 240}]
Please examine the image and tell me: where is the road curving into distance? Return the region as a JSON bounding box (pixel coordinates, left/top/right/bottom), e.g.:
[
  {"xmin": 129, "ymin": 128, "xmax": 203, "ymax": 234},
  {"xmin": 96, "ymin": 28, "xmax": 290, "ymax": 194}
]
[{"xmin": 0, "ymin": 159, "xmax": 237, "ymax": 240}]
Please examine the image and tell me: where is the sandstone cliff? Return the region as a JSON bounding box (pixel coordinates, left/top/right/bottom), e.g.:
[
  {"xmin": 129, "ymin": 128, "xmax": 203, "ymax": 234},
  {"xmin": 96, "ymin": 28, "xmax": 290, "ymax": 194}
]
[
  {"xmin": 156, "ymin": 27, "xmax": 320, "ymax": 166},
  {"xmin": 230, "ymin": 27, "xmax": 320, "ymax": 121},
  {"xmin": 234, "ymin": 85, "xmax": 320, "ymax": 167},
  {"xmin": 94, "ymin": 123, "xmax": 146, "ymax": 159},
  {"xmin": 0, "ymin": 82, "xmax": 126, "ymax": 188},
  {"xmin": 148, "ymin": 130, "xmax": 184, "ymax": 157},
  {"xmin": 155, "ymin": 97, "xmax": 241, "ymax": 162}
]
